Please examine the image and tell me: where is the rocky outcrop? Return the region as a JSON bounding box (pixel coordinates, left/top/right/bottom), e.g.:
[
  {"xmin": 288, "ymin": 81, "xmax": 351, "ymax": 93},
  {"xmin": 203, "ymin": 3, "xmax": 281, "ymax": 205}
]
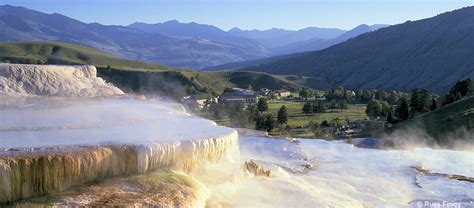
[
  {"xmin": 243, "ymin": 160, "xmax": 271, "ymax": 177},
  {"xmin": 0, "ymin": 64, "xmax": 123, "ymax": 97}
]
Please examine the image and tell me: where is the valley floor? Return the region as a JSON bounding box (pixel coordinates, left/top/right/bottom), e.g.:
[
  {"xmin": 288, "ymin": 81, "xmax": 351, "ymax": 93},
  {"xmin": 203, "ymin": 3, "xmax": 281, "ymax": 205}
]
[{"xmin": 212, "ymin": 99, "xmax": 368, "ymax": 139}]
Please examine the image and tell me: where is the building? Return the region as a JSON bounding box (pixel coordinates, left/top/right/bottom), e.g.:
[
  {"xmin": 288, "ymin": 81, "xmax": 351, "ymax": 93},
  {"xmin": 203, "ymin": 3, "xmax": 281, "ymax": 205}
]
[
  {"xmin": 275, "ymin": 90, "xmax": 291, "ymax": 98},
  {"xmin": 195, "ymin": 98, "xmax": 210, "ymax": 108},
  {"xmin": 182, "ymin": 95, "xmax": 218, "ymax": 109},
  {"xmin": 260, "ymin": 88, "xmax": 271, "ymax": 96},
  {"xmin": 219, "ymin": 88, "xmax": 258, "ymax": 104}
]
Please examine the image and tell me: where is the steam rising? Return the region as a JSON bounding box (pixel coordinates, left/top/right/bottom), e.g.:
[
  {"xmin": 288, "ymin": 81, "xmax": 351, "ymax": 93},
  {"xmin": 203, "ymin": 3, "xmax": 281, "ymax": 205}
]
[
  {"xmin": 1, "ymin": 96, "xmax": 471, "ymax": 206},
  {"xmin": 383, "ymin": 125, "xmax": 474, "ymax": 151},
  {"xmin": 1, "ymin": 63, "xmax": 472, "ymax": 207},
  {"xmin": 0, "ymin": 97, "xmax": 239, "ymax": 204},
  {"xmin": 193, "ymin": 137, "xmax": 473, "ymax": 207},
  {"xmin": 0, "ymin": 97, "xmax": 234, "ymax": 148}
]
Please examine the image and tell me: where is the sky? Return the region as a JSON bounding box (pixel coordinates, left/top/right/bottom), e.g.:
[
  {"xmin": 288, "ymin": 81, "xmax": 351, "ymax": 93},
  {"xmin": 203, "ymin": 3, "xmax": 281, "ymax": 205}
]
[{"xmin": 1, "ymin": 0, "xmax": 473, "ymax": 31}]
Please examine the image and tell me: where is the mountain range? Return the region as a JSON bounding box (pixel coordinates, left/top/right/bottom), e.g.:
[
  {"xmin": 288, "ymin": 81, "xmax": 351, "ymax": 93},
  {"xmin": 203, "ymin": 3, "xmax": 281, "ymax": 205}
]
[
  {"xmin": 272, "ymin": 24, "xmax": 388, "ymax": 55},
  {"xmin": 230, "ymin": 7, "xmax": 474, "ymax": 93},
  {"xmin": 0, "ymin": 5, "xmax": 383, "ymax": 69},
  {"xmin": 131, "ymin": 21, "xmax": 387, "ymax": 56},
  {"xmin": 227, "ymin": 27, "xmax": 347, "ymax": 48},
  {"xmin": 0, "ymin": 5, "xmax": 273, "ymax": 69},
  {"xmin": 203, "ymin": 24, "xmax": 388, "ymax": 71},
  {"xmin": 1, "ymin": 4, "xmax": 471, "ymax": 94}
]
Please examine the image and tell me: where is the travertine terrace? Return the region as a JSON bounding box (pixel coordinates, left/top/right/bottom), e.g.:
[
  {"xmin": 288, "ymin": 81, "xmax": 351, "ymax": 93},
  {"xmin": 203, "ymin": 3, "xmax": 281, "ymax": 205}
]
[
  {"xmin": 0, "ymin": 64, "xmax": 239, "ymax": 204},
  {"xmin": 0, "ymin": 63, "xmax": 123, "ymax": 97}
]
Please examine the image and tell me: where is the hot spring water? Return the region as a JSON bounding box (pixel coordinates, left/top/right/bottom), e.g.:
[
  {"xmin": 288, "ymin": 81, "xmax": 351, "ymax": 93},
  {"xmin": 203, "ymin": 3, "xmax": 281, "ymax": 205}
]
[
  {"xmin": 232, "ymin": 137, "xmax": 474, "ymax": 207},
  {"xmin": 0, "ymin": 97, "xmax": 239, "ymax": 204},
  {"xmin": 0, "ymin": 64, "xmax": 472, "ymax": 207},
  {"xmin": 0, "ymin": 64, "xmax": 240, "ymax": 206}
]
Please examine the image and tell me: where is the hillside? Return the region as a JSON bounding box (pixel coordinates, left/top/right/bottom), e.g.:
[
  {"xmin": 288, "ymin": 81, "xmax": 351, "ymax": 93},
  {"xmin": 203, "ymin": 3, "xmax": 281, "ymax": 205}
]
[
  {"xmin": 0, "ymin": 42, "xmax": 171, "ymax": 70},
  {"xmin": 240, "ymin": 7, "xmax": 474, "ymax": 93},
  {"xmin": 272, "ymin": 24, "xmax": 388, "ymax": 55},
  {"xmin": 0, "ymin": 5, "xmax": 270, "ymax": 69},
  {"xmin": 98, "ymin": 68, "xmax": 332, "ymax": 99},
  {"xmin": 203, "ymin": 24, "xmax": 388, "ymax": 71},
  {"xmin": 388, "ymin": 96, "xmax": 474, "ymax": 145},
  {"xmin": 202, "ymin": 52, "xmax": 309, "ymax": 71},
  {"xmin": 0, "ymin": 41, "xmax": 331, "ymax": 99}
]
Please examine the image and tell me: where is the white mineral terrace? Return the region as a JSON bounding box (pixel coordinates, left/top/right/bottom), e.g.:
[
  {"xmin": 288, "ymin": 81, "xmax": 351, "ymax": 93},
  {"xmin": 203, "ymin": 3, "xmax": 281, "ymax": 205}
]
[
  {"xmin": 0, "ymin": 63, "xmax": 123, "ymax": 97},
  {"xmin": 0, "ymin": 98, "xmax": 236, "ymax": 148},
  {"xmin": 0, "ymin": 97, "xmax": 239, "ymax": 204}
]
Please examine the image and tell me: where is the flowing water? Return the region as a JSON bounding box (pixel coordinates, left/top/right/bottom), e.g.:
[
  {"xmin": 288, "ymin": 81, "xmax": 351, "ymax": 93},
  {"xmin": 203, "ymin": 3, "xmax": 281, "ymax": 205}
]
[
  {"xmin": 0, "ymin": 97, "xmax": 239, "ymax": 205},
  {"xmin": 1, "ymin": 97, "xmax": 473, "ymax": 207},
  {"xmin": 226, "ymin": 136, "xmax": 474, "ymax": 207}
]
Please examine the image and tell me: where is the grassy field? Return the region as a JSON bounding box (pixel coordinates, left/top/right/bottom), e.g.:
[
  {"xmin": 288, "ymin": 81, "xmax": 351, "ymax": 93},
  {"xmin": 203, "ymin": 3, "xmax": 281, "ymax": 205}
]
[
  {"xmin": 268, "ymin": 100, "xmax": 367, "ymax": 128},
  {"xmin": 211, "ymin": 99, "xmax": 368, "ymax": 138}
]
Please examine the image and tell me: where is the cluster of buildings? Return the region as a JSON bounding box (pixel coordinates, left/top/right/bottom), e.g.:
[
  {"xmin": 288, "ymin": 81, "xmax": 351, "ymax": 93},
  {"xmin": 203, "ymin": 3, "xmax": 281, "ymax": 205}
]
[{"xmin": 182, "ymin": 88, "xmax": 291, "ymax": 109}]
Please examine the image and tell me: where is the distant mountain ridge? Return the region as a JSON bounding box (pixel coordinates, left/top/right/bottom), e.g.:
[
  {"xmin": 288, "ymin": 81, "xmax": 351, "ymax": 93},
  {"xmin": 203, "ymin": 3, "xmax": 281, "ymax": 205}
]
[
  {"xmin": 228, "ymin": 26, "xmax": 347, "ymax": 48},
  {"xmin": 129, "ymin": 20, "xmax": 227, "ymax": 38},
  {"xmin": 0, "ymin": 4, "xmax": 387, "ymax": 70},
  {"xmin": 203, "ymin": 24, "xmax": 388, "ymax": 71},
  {"xmin": 273, "ymin": 24, "xmax": 389, "ymax": 55},
  {"xmin": 0, "ymin": 5, "xmax": 270, "ymax": 69},
  {"xmin": 239, "ymin": 7, "xmax": 474, "ymax": 93},
  {"xmin": 128, "ymin": 20, "xmax": 356, "ymax": 52}
]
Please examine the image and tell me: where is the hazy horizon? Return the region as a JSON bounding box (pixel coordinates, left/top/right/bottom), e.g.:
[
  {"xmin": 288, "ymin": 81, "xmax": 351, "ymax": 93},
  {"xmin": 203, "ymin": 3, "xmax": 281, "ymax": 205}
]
[{"xmin": 1, "ymin": 0, "xmax": 473, "ymax": 31}]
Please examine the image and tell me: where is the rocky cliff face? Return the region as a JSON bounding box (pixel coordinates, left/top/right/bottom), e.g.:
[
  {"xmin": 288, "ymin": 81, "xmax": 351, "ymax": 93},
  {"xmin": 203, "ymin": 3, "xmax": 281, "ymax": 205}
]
[{"xmin": 0, "ymin": 64, "xmax": 123, "ymax": 97}]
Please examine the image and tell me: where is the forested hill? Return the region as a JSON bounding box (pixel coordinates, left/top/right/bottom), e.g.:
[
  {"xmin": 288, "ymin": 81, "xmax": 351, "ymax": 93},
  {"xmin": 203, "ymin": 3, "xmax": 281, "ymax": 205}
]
[{"xmin": 242, "ymin": 7, "xmax": 474, "ymax": 93}]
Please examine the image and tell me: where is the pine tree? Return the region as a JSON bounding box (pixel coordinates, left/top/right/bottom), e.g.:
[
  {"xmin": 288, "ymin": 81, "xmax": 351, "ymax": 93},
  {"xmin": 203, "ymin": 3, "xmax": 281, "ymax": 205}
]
[
  {"xmin": 312, "ymin": 101, "xmax": 326, "ymax": 113},
  {"xmin": 338, "ymin": 100, "xmax": 348, "ymax": 110},
  {"xmin": 409, "ymin": 88, "xmax": 431, "ymax": 116},
  {"xmin": 257, "ymin": 98, "xmax": 268, "ymax": 112},
  {"xmin": 395, "ymin": 98, "xmax": 409, "ymax": 122},
  {"xmin": 366, "ymin": 99, "xmax": 383, "ymax": 119},
  {"xmin": 255, "ymin": 114, "xmax": 266, "ymax": 130},
  {"xmin": 299, "ymin": 89, "xmax": 309, "ymax": 100},
  {"xmin": 247, "ymin": 104, "xmax": 258, "ymax": 124},
  {"xmin": 299, "ymin": 88, "xmax": 313, "ymax": 100},
  {"xmin": 277, "ymin": 105, "xmax": 288, "ymax": 125},
  {"xmin": 264, "ymin": 114, "xmax": 277, "ymax": 132},
  {"xmin": 302, "ymin": 102, "xmax": 313, "ymax": 114},
  {"xmin": 430, "ymin": 98, "xmax": 437, "ymax": 111},
  {"xmin": 386, "ymin": 111, "xmax": 395, "ymax": 124}
]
